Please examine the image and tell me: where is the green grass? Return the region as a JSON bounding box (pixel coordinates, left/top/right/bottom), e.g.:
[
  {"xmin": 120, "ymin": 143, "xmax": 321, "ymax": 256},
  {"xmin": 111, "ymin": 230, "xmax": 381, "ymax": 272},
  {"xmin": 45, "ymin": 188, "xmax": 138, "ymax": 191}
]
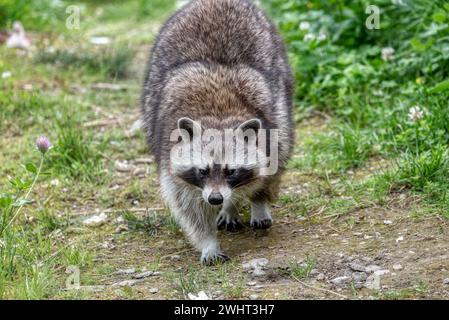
[
  {"xmin": 265, "ymin": 0, "xmax": 449, "ymax": 214},
  {"xmin": 34, "ymin": 45, "xmax": 135, "ymax": 79},
  {"xmin": 1, "ymin": 0, "xmax": 448, "ymax": 300}
]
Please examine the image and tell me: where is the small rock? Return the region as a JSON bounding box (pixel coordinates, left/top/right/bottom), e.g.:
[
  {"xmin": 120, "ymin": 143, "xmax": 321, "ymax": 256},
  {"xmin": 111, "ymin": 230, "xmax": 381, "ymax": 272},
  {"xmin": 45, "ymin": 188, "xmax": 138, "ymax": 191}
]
[
  {"xmin": 133, "ymin": 167, "xmax": 146, "ymax": 177},
  {"xmin": 249, "ymin": 294, "xmax": 259, "ymax": 300},
  {"xmin": 83, "ymin": 213, "xmax": 108, "ymax": 227},
  {"xmin": 242, "ymin": 258, "xmax": 269, "ymax": 277},
  {"xmin": 132, "ymin": 271, "xmax": 155, "ymax": 279},
  {"xmin": 396, "ymin": 236, "xmax": 404, "ymax": 243},
  {"xmin": 115, "ymin": 225, "xmax": 129, "ymax": 233},
  {"xmin": 392, "ymin": 264, "xmax": 403, "ymax": 271},
  {"xmin": 246, "ymin": 281, "xmax": 257, "ymax": 287},
  {"xmin": 115, "ymin": 268, "xmax": 136, "ymax": 275},
  {"xmin": 352, "ymin": 272, "xmax": 368, "ymax": 283},
  {"xmin": 252, "ymin": 268, "xmax": 267, "ymax": 277},
  {"xmin": 330, "ymin": 276, "xmax": 351, "ymax": 287},
  {"xmin": 115, "ymin": 160, "xmax": 134, "ymax": 173},
  {"xmin": 242, "ymin": 258, "xmax": 269, "ymax": 270},
  {"xmin": 188, "ymin": 291, "xmax": 210, "ymax": 300},
  {"xmin": 316, "ymin": 273, "xmax": 326, "ymax": 281},
  {"xmin": 170, "ymin": 254, "xmax": 181, "ymax": 261},
  {"xmin": 135, "ymin": 157, "xmax": 154, "ymax": 164},
  {"xmin": 349, "ymin": 262, "xmax": 367, "ymax": 272},
  {"xmin": 149, "ymin": 288, "xmax": 159, "ymax": 294},
  {"xmin": 443, "ymin": 278, "xmax": 449, "ymax": 285},
  {"xmin": 50, "ymin": 179, "xmax": 60, "ymax": 187},
  {"xmin": 112, "ymin": 279, "xmax": 142, "ymax": 287},
  {"xmin": 374, "ymin": 269, "xmax": 390, "ymax": 276},
  {"xmin": 365, "ymin": 265, "xmax": 381, "ymax": 273},
  {"xmin": 383, "ymin": 220, "xmax": 393, "ymax": 225}
]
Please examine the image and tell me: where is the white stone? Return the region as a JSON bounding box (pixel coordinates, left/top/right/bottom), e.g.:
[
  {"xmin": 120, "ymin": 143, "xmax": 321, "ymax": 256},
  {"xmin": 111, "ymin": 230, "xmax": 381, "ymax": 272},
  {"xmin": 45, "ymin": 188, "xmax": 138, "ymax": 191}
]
[{"xmin": 83, "ymin": 213, "xmax": 108, "ymax": 227}]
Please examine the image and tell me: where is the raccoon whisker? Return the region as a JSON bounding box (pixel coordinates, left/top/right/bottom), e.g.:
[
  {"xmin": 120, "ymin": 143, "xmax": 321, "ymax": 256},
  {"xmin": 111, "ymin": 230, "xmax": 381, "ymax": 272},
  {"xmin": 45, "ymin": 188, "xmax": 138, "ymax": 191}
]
[{"xmin": 232, "ymin": 177, "xmax": 260, "ymax": 190}]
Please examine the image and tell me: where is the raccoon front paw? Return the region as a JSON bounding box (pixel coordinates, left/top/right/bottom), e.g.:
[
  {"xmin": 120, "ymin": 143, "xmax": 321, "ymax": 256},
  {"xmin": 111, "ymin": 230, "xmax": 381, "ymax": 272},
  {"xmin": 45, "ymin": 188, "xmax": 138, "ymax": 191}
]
[
  {"xmin": 217, "ymin": 215, "xmax": 244, "ymax": 232},
  {"xmin": 201, "ymin": 251, "xmax": 230, "ymax": 266},
  {"xmin": 250, "ymin": 218, "xmax": 273, "ymax": 230}
]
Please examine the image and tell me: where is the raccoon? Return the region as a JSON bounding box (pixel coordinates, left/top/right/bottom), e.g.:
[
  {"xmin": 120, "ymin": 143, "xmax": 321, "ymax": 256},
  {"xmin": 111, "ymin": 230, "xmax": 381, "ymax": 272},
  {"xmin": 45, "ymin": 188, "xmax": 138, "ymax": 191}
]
[{"xmin": 141, "ymin": 0, "xmax": 294, "ymax": 265}]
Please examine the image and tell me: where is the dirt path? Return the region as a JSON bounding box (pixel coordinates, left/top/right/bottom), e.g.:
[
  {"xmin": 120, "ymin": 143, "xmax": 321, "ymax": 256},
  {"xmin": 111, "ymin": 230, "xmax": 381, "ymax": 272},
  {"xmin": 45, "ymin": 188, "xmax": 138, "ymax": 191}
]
[{"xmin": 70, "ymin": 144, "xmax": 449, "ymax": 300}]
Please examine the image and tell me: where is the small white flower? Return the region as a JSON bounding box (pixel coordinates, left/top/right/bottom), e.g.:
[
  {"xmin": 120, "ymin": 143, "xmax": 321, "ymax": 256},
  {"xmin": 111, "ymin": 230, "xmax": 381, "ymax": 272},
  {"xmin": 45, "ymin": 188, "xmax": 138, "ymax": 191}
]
[
  {"xmin": 317, "ymin": 31, "xmax": 327, "ymax": 41},
  {"xmin": 408, "ymin": 106, "xmax": 424, "ymax": 122},
  {"xmin": 299, "ymin": 21, "xmax": 311, "ymax": 31},
  {"xmin": 89, "ymin": 36, "xmax": 111, "ymax": 45},
  {"xmin": 303, "ymin": 33, "xmax": 316, "ymax": 42},
  {"xmin": 1, "ymin": 71, "xmax": 12, "ymax": 79},
  {"xmin": 381, "ymin": 47, "xmax": 395, "ymax": 61}
]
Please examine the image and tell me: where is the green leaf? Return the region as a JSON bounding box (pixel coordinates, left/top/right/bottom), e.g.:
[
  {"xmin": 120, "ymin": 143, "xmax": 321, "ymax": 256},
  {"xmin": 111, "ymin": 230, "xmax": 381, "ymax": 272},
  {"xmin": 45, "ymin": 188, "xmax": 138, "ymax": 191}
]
[
  {"xmin": 433, "ymin": 11, "xmax": 446, "ymax": 23},
  {"xmin": 25, "ymin": 163, "xmax": 37, "ymax": 174},
  {"xmin": 411, "ymin": 38, "xmax": 425, "ymax": 52},
  {"xmin": 0, "ymin": 196, "xmax": 13, "ymax": 209},
  {"xmin": 429, "ymin": 80, "xmax": 449, "ymax": 94}
]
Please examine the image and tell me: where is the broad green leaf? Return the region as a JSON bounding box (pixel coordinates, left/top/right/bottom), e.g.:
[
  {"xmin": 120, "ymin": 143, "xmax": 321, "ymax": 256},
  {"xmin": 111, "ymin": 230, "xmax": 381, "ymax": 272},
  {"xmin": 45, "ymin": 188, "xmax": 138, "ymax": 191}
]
[
  {"xmin": 433, "ymin": 11, "xmax": 446, "ymax": 23},
  {"xmin": 25, "ymin": 163, "xmax": 37, "ymax": 174},
  {"xmin": 429, "ymin": 80, "xmax": 449, "ymax": 94}
]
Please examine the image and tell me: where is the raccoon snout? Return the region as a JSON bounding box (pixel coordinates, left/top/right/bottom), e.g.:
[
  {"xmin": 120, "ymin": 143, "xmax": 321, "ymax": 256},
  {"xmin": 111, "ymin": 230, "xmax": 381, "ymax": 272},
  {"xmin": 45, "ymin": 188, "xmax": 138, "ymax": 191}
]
[{"xmin": 208, "ymin": 192, "xmax": 224, "ymax": 206}]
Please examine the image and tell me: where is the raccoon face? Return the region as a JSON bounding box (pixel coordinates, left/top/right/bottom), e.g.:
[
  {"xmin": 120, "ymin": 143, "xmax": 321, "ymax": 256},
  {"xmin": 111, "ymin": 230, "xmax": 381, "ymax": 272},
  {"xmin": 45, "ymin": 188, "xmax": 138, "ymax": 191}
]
[
  {"xmin": 177, "ymin": 164, "xmax": 257, "ymax": 206},
  {"xmin": 171, "ymin": 117, "xmax": 266, "ymax": 205}
]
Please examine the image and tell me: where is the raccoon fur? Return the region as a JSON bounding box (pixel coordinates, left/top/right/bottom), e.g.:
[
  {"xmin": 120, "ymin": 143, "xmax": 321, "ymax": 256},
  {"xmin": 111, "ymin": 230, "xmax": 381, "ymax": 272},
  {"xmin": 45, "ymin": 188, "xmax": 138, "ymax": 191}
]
[{"xmin": 141, "ymin": 0, "xmax": 294, "ymax": 265}]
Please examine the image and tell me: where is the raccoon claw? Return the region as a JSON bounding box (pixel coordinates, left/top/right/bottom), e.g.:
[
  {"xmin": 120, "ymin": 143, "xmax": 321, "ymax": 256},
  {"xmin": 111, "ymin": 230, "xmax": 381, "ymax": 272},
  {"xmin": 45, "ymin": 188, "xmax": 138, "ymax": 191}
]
[
  {"xmin": 217, "ymin": 218, "xmax": 244, "ymax": 232},
  {"xmin": 201, "ymin": 253, "xmax": 230, "ymax": 266},
  {"xmin": 251, "ymin": 219, "xmax": 273, "ymax": 230}
]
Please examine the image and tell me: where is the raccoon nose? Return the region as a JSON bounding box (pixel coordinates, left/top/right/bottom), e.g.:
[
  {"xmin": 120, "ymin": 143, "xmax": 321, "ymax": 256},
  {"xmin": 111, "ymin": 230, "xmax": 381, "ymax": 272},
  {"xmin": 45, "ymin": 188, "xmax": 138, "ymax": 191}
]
[{"xmin": 208, "ymin": 192, "xmax": 224, "ymax": 205}]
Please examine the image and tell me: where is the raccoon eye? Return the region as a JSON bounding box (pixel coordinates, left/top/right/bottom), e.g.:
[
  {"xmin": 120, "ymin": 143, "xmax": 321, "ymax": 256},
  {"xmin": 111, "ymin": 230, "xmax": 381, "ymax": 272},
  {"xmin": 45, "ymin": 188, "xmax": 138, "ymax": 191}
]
[
  {"xmin": 198, "ymin": 168, "xmax": 209, "ymax": 176},
  {"xmin": 225, "ymin": 168, "xmax": 236, "ymax": 176}
]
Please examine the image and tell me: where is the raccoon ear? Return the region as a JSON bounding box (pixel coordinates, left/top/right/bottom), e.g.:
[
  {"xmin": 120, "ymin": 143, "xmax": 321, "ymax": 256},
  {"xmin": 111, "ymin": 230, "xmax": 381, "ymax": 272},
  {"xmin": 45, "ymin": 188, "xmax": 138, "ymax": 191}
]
[
  {"xmin": 238, "ymin": 118, "xmax": 262, "ymax": 133},
  {"xmin": 178, "ymin": 117, "xmax": 201, "ymax": 138}
]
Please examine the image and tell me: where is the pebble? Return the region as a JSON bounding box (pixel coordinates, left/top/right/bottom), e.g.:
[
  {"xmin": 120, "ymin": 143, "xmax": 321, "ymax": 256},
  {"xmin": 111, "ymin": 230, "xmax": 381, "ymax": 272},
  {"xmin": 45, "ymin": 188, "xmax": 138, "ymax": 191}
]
[
  {"xmin": 365, "ymin": 265, "xmax": 381, "ymax": 273},
  {"xmin": 352, "ymin": 272, "xmax": 368, "ymax": 283},
  {"xmin": 170, "ymin": 255, "xmax": 181, "ymax": 261},
  {"xmin": 316, "ymin": 273, "xmax": 326, "ymax": 281},
  {"xmin": 443, "ymin": 278, "xmax": 449, "ymax": 285},
  {"xmin": 246, "ymin": 281, "xmax": 257, "ymax": 287},
  {"xmin": 133, "ymin": 167, "xmax": 146, "ymax": 177},
  {"xmin": 133, "ymin": 271, "xmax": 155, "ymax": 279},
  {"xmin": 83, "ymin": 213, "xmax": 108, "ymax": 227},
  {"xmin": 115, "ymin": 225, "xmax": 129, "ymax": 233},
  {"xmin": 115, "ymin": 268, "xmax": 136, "ymax": 275},
  {"xmin": 112, "ymin": 279, "xmax": 142, "ymax": 287},
  {"xmin": 252, "ymin": 268, "xmax": 267, "ymax": 277},
  {"xmin": 249, "ymin": 295, "xmax": 259, "ymax": 300},
  {"xmin": 188, "ymin": 291, "xmax": 210, "ymax": 300},
  {"xmin": 330, "ymin": 276, "xmax": 351, "ymax": 287},
  {"xmin": 349, "ymin": 262, "xmax": 367, "ymax": 272},
  {"xmin": 242, "ymin": 258, "xmax": 269, "ymax": 270},
  {"xmin": 392, "ymin": 264, "xmax": 403, "ymax": 271},
  {"xmin": 115, "ymin": 160, "xmax": 134, "ymax": 173},
  {"xmin": 242, "ymin": 258, "xmax": 269, "ymax": 277},
  {"xmin": 149, "ymin": 288, "xmax": 159, "ymax": 294}
]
